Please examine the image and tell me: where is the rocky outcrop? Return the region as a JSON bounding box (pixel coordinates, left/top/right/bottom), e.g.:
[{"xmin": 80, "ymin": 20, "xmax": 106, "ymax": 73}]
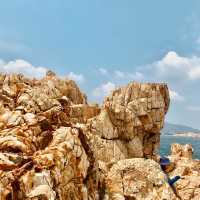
[
  {"xmin": 170, "ymin": 143, "xmax": 193, "ymax": 159},
  {"xmin": 0, "ymin": 72, "xmax": 99, "ymax": 199},
  {"xmin": 0, "ymin": 71, "xmax": 197, "ymax": 200},
  {"xmin": 167, "ymin": 144, "xmax": 200, "ymax": 200},
  {"xmin": 84, "ymin": 82, "xmax": 170, "ymax": 163}
]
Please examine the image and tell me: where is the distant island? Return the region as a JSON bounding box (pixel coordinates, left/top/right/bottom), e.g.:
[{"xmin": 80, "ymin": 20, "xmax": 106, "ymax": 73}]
[{"xmin": 161, "ymin": 122, "xmax": 200, "ymax": 138}]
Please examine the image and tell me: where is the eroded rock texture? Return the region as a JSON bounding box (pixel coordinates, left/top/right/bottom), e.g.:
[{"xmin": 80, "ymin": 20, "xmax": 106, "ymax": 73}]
[
  {"xmin": 106, "ymin": 158, "xmax": 177, "ymax": 200},
  {"xmin": 84, "ymin": 82, "xmax": 170, "ymax": 163},
  {"xmin": 0, "ymin": 72, "xmax": 99, "ymax": 199},
  {"xmin": 0, "ymin": 71, "xmax": 196, "ymax": 200},
  {"xmin": 167, "ymin": 144, "xmax": 200, "ymax": 200}
]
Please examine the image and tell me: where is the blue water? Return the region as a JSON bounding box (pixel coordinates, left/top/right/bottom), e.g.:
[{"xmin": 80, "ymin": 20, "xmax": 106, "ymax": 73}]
[{"xmin": 160, "ymin": 135, "xmax": 200, "ymax": 159}]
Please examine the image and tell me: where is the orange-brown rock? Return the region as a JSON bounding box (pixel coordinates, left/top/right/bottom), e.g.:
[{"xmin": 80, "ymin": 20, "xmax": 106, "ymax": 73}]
[
  {"xmin": 167, "ymin": 144, "xmax": 200, "ymax": 200},
  {"xmin": 0, "ymin": 71, "xmax": 191, "ymax": 200},
  {"xmin": 106, "ymin": 158, "xmax": 178, "ymax": 200},
  {"xmin": 84, "ymin": 82, "xmax": 170, "ymax": 164},
  {"xmin": 0, "ymin": 72, "xmax": 98, "ymax": 199}
]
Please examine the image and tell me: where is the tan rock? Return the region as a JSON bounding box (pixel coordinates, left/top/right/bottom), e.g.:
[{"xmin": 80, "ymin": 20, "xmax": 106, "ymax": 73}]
[
  {"xmin": 171, "ymin": 143, "xmax": 193, "ymax": 159},
  {"xmin": 1, "ymin": 71, "xmax": 195, "ymax": 200},
  {"xmin": 106, "ymin": 158, "xmax": 178, "ymax": 200},
  {"xmin": 168, "ymin": 144, "xmax": 200, "ymax": 200},
  {"xmin": 84, "ymin": 82, "xmax": 170, "ymax": 163}
]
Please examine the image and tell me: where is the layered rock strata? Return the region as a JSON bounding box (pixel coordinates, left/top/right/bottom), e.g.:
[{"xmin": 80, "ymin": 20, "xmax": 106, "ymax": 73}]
[{"xmin": 0, "ymin": 71, "xmax": 197, "ymax": 200}]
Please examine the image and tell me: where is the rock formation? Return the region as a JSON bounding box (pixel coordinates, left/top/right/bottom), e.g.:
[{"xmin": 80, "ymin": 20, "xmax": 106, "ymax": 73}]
[
  {"xmin": 105, "ymin": 158, "xmax": 178, "ymax": 199},
  {"xmin": 0, "ymin": 71, "xmax": 198, "ymax": 200},
  {"xmin": 167, "ymin": 144, "xmax": 200, "ymax": 200},
  {"xmin": 83, "ymin": 82, "xmax": 170, "ymax": 164},
  {"xmin": 0, "ymin": 72, "xmax": 98, "ymax": 199}
]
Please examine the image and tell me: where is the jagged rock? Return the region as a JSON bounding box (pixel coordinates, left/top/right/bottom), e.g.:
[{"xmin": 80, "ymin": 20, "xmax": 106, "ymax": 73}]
[
  {"xmin": 0, "ymin": 71, "xmax": 198, "ymax": 200},
  {"xmin": 68, "ymin": 104, "xmax": 101, "ymax": 124},
  {"xmin": 0, "ymin": 73, "xmax": 98, "ymax": 199},
  {"xmin": 20, "ymin": 127, "xmax": 91, "ymax": 200},
  {"xmin": 84, "ymin": 82, "xmax": 170, "ymax": 163},
  {"xmin": 168, "ymin": 144, "xmax": 200, "ymax": 200}
]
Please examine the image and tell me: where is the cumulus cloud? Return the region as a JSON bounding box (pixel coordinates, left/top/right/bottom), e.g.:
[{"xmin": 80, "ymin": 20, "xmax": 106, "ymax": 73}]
[
  {"xmin": 67, "ymin": 72, "xmax": 85, "ymax": 83},
  {"xmin": 148, "ymin": 51, "xmax": 200, "ymax": 81},
  {"xmin": 169, "ymin": 89, "xmax": 185, "ymax": 102},
  {"xmin": 98, "ymin": 68, "xmax": 108, "ymax": 75},
  {"xmin": 0, "ymin": 59, "xmax": 85, "ymax": 84},
  {"xmin": 97, "ymin": 51, "xmax": 200, "ymax": 84},
  {"xmin": 93, "ymin": 82, "xmax": 115, "ymax": 97},
  {"xmin": 0, "ymin": 59, "xmax": 47, "ymax": 78}
]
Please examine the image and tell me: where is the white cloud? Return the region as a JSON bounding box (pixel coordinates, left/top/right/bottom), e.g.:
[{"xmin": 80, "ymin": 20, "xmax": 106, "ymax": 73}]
[
  {"xmin": 93, "ymin": 82, "xmax": 115, "ymax": 97},
  {"xmin": 188, "ymin": 67, "xmax": 200, "ymax": 79},
  {"xmin": 67, "ymin": 72, "xmax": 85, "ymax": 83},
  {"xmin": 114, "ymin": 70, "xmax": 125, "ymax": 78},
  {"xmin": 0, "ymin": 59, "xmax": 47, "ymax": 78},
  {"xmin": 114, "ymin": 70, "xmax": 144, "ymax": 80},
  {"xmin": 169, "ymin": 89, "xmax": 184, "ymax": 102},
  {"xmin": 99, "ymin": 68, "xmax": 108, "ymax": 75},
  {"xmin": 149, "ymin": 51, "xmax": 200, "ymax": 81},
  {"xmin": 129, "ymin": 71, "xmax": 144, "ymax": 80},
  {"xmin": 0, "ymin": 58, "xmax": 86, "ymax": 83},
  {"xmin": 187, "ymin": 106, "xmax": 200, "ymax": 111}
]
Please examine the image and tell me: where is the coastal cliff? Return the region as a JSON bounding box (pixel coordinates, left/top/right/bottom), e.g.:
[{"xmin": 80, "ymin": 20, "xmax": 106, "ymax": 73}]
[{"xmin": 0, "ymin": 71, "xmax": 199, "ymax": 200}]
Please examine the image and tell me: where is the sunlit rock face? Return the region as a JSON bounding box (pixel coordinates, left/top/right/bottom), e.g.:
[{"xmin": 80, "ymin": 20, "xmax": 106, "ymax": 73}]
[
  {"xmin": 106, "ymin": 158, "xmax": 178, "ymax": 200},
  {"xmin": 0, "ymin": 71, "xmax": 180, "ymax": 200},
  {"xmin": 168, "ymin": 144, "xmax": 200, "ymax": 200},
  {"xmin": 0, "ymin": 72, "xmax": 99, "ymax": 199},
  {"xmin": 170, "ymin": 143, "xmax": 193, "ymax": 159},
  {"xmin": 84, "ymin": 82, "xmax": 170, "ymax": 163}
]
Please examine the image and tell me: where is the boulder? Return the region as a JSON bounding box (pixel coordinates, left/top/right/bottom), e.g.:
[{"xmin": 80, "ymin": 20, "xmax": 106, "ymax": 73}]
[{"xmin": 106, "ymin": 158, "xmax": 178, "ymax": 200}]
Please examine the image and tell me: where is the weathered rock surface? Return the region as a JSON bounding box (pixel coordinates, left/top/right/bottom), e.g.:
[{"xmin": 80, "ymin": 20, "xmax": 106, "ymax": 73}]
[
  {"xmin": 84, "ymin": 82, "xmax": 170, "ymax": 163},
  {"xmin": 106, "ymin": 158, "xmax": 178, "ymax": 200},
  {"xmin": 167, "ymin": 144, "xmax": 200, "ymax": 200},
  {"xmin": 0, "ymin": 72, "xmax": 98, "ymax": 199},
  {"xmin": 0, "ymin": 71, "xmax": 198, "ymax": 200}
]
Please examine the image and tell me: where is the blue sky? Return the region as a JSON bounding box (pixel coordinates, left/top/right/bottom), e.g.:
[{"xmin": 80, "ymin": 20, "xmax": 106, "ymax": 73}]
[{"xmin": 0, "ymin": 0, "xmax": 200, "ymax": 128}]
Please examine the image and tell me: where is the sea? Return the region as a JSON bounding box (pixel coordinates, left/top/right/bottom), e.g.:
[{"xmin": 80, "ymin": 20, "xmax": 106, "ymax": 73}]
[{"xmin": 160, "ymin": 135, "xmax": 200, "ymax": 159}]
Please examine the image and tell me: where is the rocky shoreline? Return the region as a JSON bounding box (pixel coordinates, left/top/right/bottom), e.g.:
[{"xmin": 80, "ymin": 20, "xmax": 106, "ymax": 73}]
[{"xmin": 0, "ymin": 71, "xmax": 199, "ymax": 200}]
